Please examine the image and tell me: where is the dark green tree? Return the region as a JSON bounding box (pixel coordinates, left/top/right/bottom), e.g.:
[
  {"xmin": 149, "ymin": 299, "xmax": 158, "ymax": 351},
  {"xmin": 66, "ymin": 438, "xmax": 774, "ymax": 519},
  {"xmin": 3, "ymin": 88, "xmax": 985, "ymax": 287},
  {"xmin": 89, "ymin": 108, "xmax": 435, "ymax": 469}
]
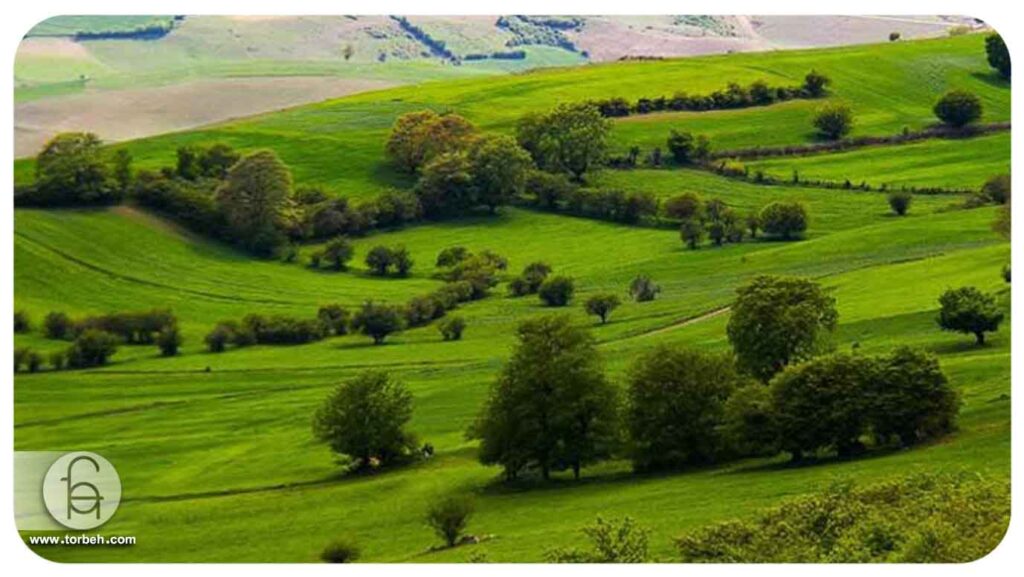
[
  {"xmin": 985, "ymin": 33, "xmax": 1010, "ymax": 79},
  {"xmin": 215, "ymin": 149, "xmax": 292, "ymax": 256},
  {"xmin": 933, "ymin": 90, "xmax": 983, "ymax": 128},
  {"xmin": 869, "ymin": 347, "xmax": 959, "ymax": 446},
  {"xmin": 584, "ymin": 293, "xmax": 621, "ymax": 324},
  {"xmin": 516, "ymin": 103, "xmax": 611, "ymax": 181},
  {"xmin": 759, "ymin": 202, "xmax": 808, "ymax": 240},
  {"xmin": 937, "ymin": 286, "xmax": 1004, "ymax": 345},
  {"xmin": 812, "ymin": 102, "xmax": 854, "ymax": 140},
  {"xmin": 350, "ymin": 301, "xmax": 405, "ymax": 345},
  {"xmin": 469, "ymin": 134, "xmax": 533, "ymax": 212},
  {"xmin": 538, "ymin": 276, "xmax": 575, "ymax": 307},
  {"xmin": 34, "ymin": 132, "xmax": 119, "ymax": 204}
]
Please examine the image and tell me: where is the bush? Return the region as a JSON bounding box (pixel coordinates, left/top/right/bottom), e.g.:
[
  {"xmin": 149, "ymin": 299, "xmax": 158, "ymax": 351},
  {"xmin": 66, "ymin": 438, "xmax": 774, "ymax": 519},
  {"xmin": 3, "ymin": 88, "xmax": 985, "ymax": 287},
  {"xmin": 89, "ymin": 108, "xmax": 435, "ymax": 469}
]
[
  {"xmin": 888, "ymin": 191, "xmax": 913, "ymax": 216},
  {"xmin": 49, "ymin": 350, "xmax": 66, "ymax": 371},
  {"xmin": 320, "ymin": 537, "xmax": 361, "ymax": 563},
  {"xmin": 43, "ymin": 311, "xmax": 73, "ymax": 339},
  {"xmin": 663, "ymin": 192, "xmax": 703, "ymax": 221},
  {"xmin": 72, "ymin": 308, "xmax": 177, "ymax": 344},
  {"xmin": 666, "ymin": 130, "xmax": 710, "ymax": 164},
  {"xmin": 14, "ymin": 310, "xmax": 30, "ymax": 333},
  {"xmin": 321, "ymin": 237, "xmax": 354, "ymax": 271},
  {"xmin": 14, "ymin": 348, "xmax": 29, "ymax": 373},
  {"xmin": 937, "ymin": 286, "xmax": 1004, "ymax": 345},
  {"xmin": 365, "ymin": 245, "xmax": 394, "ymax": 276},
  {"xmin": 156, "ymin": 326, "xmax": 183, "ymax": 356},
  {"xmin": 676, "ymin": 473, "xmax": 1009, "ymax": 562},
  {"xmin": 312, "ymin": 371, "xmax": 416, "ymax": 470},
  {"xmin": 239, "ymin": 314, "xmax": 327, "ymax": 345},
  {"xmin": 435, "ymin": 281, "xmax": 474, "ymax": 308},
  {"xmin": 680, "ymin": 218, "xmax": 704, "ymax": 249},
  {"xmin": 981, "ymin": 174, "xmax": 1010, "ymax": 205},
  {"xmin": 584, "ymin": 293, "xmax": 621, "ymax": 324},
  {"xmin": 759, "ymin": 202, "xmax": 808, "ymax": 240},
  {"xmin": 933, "ymin": 90, "xmax": 982, "ymax": 128},
  {"xmin": 727, "ymin": 275, "xmax": 838, "ymax": 382},
  {"xmin": 425, "ymin": 495, "xmax": 475, "ymax": 548},
  {"xmin": 66, "ymin": 329, "xmax": 120, "ymax": 368},
  {"xmin": 27, "ymin": 350, "xmax": 43, "ymax": 373},
  {"xmin": 350, "ymin": 301, "xmax": 405, "ymax": 345},
  {"xmin": 317, "ymin": 304, "xmax": 350, "ymax": 336},
  {"xmin": 204, "ymin": 323, "xmax": 233, "ymax": 353},
  {"xmin": 405, "ymin": 294, "xmax": 443, "ymax": 327},
  {"xmin": 812, "ymin": 102, "xmax": 854, "ymax": 140},
  {"xmin": 436, "ymin": 246, "xmax": 470, "ymax": 268},
  {"xmin": 627, "ymin": 346, "xmax": 743, "ymax": 471},
  {"xmin": 547, "ymin": 517, "xmax": 650, "ymax": 563},
  {"xmin": 526, "ymin": 170, "xmax": 576, "ymax": 209},
  {"xmin": 802, "ymin": 70, "xmax": 831, "ymax": 97},
  {"xmin": 628, "ymin": 275, "xmax": 661, "ymax": 302},
  {"xmin": 538, "ymin": 276, "xmax": 575, "ymax": 306},
  {"xmin": 985, "ymin": 33, "xmax": 1010, "ymax": 79},
  {"xmin": 392, "ymin": 246, "xmax": 414, "ymax": 277},
  {"xmin": 439, "ymin": 316, "xmax": 466, "ymax": 341}
]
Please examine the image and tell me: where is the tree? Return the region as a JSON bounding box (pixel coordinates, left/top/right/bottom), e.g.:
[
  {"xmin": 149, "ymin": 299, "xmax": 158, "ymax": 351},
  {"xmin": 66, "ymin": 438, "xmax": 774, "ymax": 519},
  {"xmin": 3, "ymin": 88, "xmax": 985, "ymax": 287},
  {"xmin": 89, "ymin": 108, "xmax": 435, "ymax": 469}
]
[
  {"xmin": 937, "ymin": 286, "xmax": 1004, "ymax": 345},
  {"xmin": 322, "ymin": 237, "xmax": 354, "ymax": 271},
  {"xmin": 803, "ymin": 70, "xmax": 831, "ymax": 97},
  {"xmin": 770, "ymin": 353, "xmax": 876, "ymax": 460},
  {"xmin": 666, "ymin": 130, "xmax": 698, "ymax": 164},
  {"xmin": 176, "ymin": 146, "xmax": 201, "ymax": 180},
  {"xmin": 43, "ymin": 311, "xmax": 73, "ymax": 339},
  {"xmin": 526, "ymin": 169, "xmax": 576, "ymax": 209},
  {"xmin": 318, "ymin": 304, "xmax": 350, "ymax": 335},
  {"xmin": 628, "ymin": 275, "xmax": 660, "ymax": 302},
  {"xmin": 350, "ymin": 301, "xmax": 405, "ymax": 345},
  {"xmin": 727, "ymin": 275, "xmax": 838, "ymax": 382},
  {"xmin": 14, "ymin": 310, "xmax": 30, "ymax": 333},
  {"xmin": 759, "ymin": 202, "xmax": 808, "ymax": 240},
  {"xmin": 414, "ymin": 152, "xmax": 476, "ymax": 216},
  {"xmin": 812, "ymin": 102, "xmax": 853, "ymax": 140},
  {"xmin": 627, "ymin": 346, "xmax": 742, "ymax": 471},
  {"xmin": 745, "ymin": 211, "xmax": 761, "ymax": 239},
  {"xmin": 198, "ymin": 143, "xmax": 240, "ymax": 178},
  {"xmin": 34, "ymin": 132, "xmax": 119, "ymax": 205},
  {"xmin": 312, "ymin": 371, "xmax": 416, "ymax": 469},
  {"xmin": 215, "ymin": 150, "xmax": 292, "ymax": 256},
  {"xmin": 112, "ymin": 149, "xmax": 133, "ymax": 192},
  {"xmin": 66, "ymin": 329, "xmax": 119, "ymax": 368},
  {"xmin": 584, "ymin": 293, "xmax": 621, "ymax": 324},
  {"xmin": 386, "ymin": 110, "xmax": 477, "ymax": 173},
  {"xmin": 365, "ymin": 245, "xmax": 394, "ymax": 276},
  {"xmin": 933, "ymin": 90, "xmax": 982, "ymax": 128},
  {"xmin": 436, "ymin": 246, "xmax": 470, "ymax": 268},
  {"xmin": 205, "ymin": 324, "xmax": 232, "ymax": 352},
  {"xmin": 516, "ymin": 103, "xmax": 611, "ymax": 181},
  {"xmin": 439, "ymin": 316, "xmax": 466, "ymax": 341},
  {"xmin": 981, "ymin": 174, "xmax": 1010, "ymax": 205},
  {"xmin": 869, "ymin": 347, "xmax": 959, "ymax": 446},
  {"xmin": 156, "ymin": 326, "xmax": 182, "ymax": 356},
  {"xmin": 663, "ymin": 192, "xmax": 702, "ymax": 221},
  {"xmin": 888, "ymin": 191, "xmax": 913, "ymax": 216},
  {"xmin": 391, "ymin": 246, "xmax": 414, "ymax": 277},
  {"xmin": 425, "ymin": 495, "xmax": 475, "ymax": 548},
  {"xmin": 985, "ymin": 33, "xmax": 1010, "ymax": 79},
  {"xmin": 538, "ymin": 276, "xmax": 575, "ymax": 307},
  {"xmin": 720, "ymin": 384, "xmax": 779, "ymax": 458},
  {"xmin": 472, "ymin": 315, "xmax": 619, "ymax": 480},
  {"xmin": 547, "ymin": 517, "xmax": 650, "ymax": 563},
  {"xmin": 680, "ymin": 218, "xmax": 704, "ymax": 249},
  {"xmin": 469, "ymin": 134, "xmax": 533, "ymax": 212}
]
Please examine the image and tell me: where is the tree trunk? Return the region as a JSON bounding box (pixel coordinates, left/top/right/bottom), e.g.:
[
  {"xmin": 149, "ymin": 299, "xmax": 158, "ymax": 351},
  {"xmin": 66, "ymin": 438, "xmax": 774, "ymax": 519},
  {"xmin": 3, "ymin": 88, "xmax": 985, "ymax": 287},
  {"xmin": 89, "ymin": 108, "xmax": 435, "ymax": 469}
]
[
  {"xmin": 572, "ymin": 462, "xmax": 581, "ymax": 480},
  {"xmin": 975, "ymin": 331, "xmax": 986, "ymax": 345}
]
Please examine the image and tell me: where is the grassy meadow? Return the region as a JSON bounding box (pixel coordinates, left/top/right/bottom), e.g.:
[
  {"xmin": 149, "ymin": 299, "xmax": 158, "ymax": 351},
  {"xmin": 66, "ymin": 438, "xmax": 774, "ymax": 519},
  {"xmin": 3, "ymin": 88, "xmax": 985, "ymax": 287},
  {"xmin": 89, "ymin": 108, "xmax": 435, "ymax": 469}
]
[{"xmin": 13, "ymin": 32, "xmax": 1011, "ymax": 562}]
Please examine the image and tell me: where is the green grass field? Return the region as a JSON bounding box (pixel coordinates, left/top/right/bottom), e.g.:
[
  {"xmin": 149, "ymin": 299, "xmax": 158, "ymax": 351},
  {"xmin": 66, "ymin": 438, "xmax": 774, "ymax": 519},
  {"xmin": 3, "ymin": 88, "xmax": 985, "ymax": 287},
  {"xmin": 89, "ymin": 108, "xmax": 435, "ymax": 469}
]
[{"xmin": 13, "ymin": 32, "xmax": 1010, "ymax": 562}]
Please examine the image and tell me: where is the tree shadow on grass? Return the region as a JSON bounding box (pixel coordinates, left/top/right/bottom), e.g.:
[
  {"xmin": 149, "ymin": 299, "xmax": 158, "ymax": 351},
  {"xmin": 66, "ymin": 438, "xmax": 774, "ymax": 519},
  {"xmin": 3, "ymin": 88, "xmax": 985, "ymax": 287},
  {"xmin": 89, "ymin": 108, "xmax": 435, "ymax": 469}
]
[{"xmin": 970, "ymin": 71, "xmax": 1011, "ymax": 90}]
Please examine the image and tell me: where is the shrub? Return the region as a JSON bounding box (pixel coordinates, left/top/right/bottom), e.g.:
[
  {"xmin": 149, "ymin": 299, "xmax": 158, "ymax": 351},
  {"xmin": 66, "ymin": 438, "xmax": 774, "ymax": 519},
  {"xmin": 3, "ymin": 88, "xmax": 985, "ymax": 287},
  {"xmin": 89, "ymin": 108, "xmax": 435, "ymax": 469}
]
[
  {"xmin": 727, "ymin": 275, "xmax": 838, "ymax": 382},
  {"xmin": 933, "ymin": 90, "xmax": 982, "ymax": 128},
  {"xmin": 937, "ymin": 286, "xmax": 1004, "ymax": 345},
  {"xmin": 72, "ymin": 309, "xmax": 177, "ymax": 344},
  {"xmin": 350, "ymin": 301, "xmax": 405, "ymax": 345},
  {"xmin": 312, "ymin": 371, "xmax": 416, "ymax": 470},
  {"xmin": 204, "ymin": 323, "xmax": 233, "ymax": 353},
  {"xmin": 985, "ymin": 33, "xmax": 1010, "ymax": 79},
  {"xmin": 320, "ymin": 537, "xmax": 361, "ymax": 563},
  {"xmin": 435, "ymin": 281, "xmax": 474, "ymax": 308},
  {"xmin": 405, "ymin": 294, "xmax": 443, "ymax": 327},
  {"xmin": 759, "ymin": 202, "xmax": 808, "ymax": 240},
  {"xmin": 239, "ymin": 314, "xmax": 327, "ymax": 345},
  {"xmin": 981, "ymin": 174, "xmax": 1010, "ymax": 204},
  {"xmin": 680, "ymin": 218, "xmax": 704, "ymax": 249},
  {"xmin": 66, "ymin": 329, "xmax": 120, "ymax": 368},
  {"xmin": 471, "ymin": 315, "xmax": 619, "ymax": 480},
  {"xmin": 802, "ymin": 70, "xmax": 831, "ymax": 97},
  {"xmin": 526, "ymin": 170, "xmax": 576, "ymax": 209},
  {"xmin": 628, "ymin": 275, "xmax": 661, "ymax": 302},
  {"xmin": 14, "ymin": 310, "xmax": 30, "ymax": 333},
  {"xmin": 426, "ymin": 495, "xmax": 475, "ymax": 548},
  {"xmin": 317, "ymin": 304, "xmax": 350, "ymax": 336},
  {"xmin": 321, "ymin": 237, "xmax": 354, "ymax": 271},
  {"xmin": 547, "ymin": 517, "xmax": 650, "ymax": 563},
  {"xmin": 676, "ymin": 473, "xmax": 1009, "ymax": 562},
  {"xmin": 365, "ymin": 245, "xmax": 394, "ymax": 276},
  {"xmin": 44, "ymin": 311, "xmax": 73, "ymax": 339},
  {"xmin": 439, "ymin": 316, "xmax": 466, "ymax": 341},
  {"xmin": 812, "ymin": 102, "xmax": 854, "ymax": 140},
  {"xmin": 584, "ymin": 293, "xmax": 621, "ymax": 324},
  {"xmin": 49, "ymin": 350, "xmax": 66, "ymax": 371},
  {"xmin": 156, "ymin": 326, "xmax": 183, "ymax": 356},
  {"xmin": 27, "ymin": 350, "xmax": 44, "ymax": 373},
  {"xmin": 888, "ymin": 191, "xmax": 913, "ymax": 216},
  {"xmin": 392, "ymin": 246, "xmax": 414, "ymax": 277},
  {"xmin": 663, "ymin": 192, "xmax": 703, "ymax": 221},
  {"xmin": 436, "ymin": 246, "xmax": 470, "ymax": 268},
  {"xmin": 538, "ymin": 276, "xmax": 575, "ymax": 306},
  {"xmin": 666, "ymin": 130, "xmax": 710, "ymax": 164},
  {"xmin": 627, "ymin": 346, "xmax": 743, "ymax": 471},
  {"xmin": 14, "ymin": 348, "xmax": 29, "ymax": 373}
]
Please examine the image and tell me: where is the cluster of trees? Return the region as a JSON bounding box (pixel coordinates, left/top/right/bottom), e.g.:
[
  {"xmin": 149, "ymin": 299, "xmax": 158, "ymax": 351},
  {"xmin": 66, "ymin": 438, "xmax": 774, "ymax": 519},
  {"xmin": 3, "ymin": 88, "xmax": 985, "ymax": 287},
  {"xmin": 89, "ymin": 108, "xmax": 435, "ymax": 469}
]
[
  {"xmin": 204, "ymin": 313, "xmax": 327, "ymax": 351},
  {"xmin": 589, "ymin": 71, "xmax": 832, "ymax": 118},
  {"xmin": 435, "ymin": 247, "xmax": 507, "ymax": 300},
  {"xmin": 667, "ymin": 194, "xmax": 808, "ymax": 248},
  {"xmin": 387, "ymin": 110, "xmax": 533, "ymax": 216},
  {"xmin": 516, "ymin": 103, "xmax": 611, "ymax": 182},
  {"xmin": 15, "ymin": 132, "xmax": 132, "ymax": 206},
  {"xmin": 364, "ymin": 245, "xmax": 414, "ymax": 277},
  {"xmin": 16, "ymin": 329, "xmax": 123, "ymax": 373}
]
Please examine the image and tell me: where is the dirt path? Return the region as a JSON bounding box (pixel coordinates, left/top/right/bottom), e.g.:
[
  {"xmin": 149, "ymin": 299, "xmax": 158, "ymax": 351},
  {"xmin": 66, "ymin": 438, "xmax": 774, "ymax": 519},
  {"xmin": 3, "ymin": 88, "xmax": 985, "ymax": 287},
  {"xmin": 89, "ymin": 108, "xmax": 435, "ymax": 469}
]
[{"xmin": 632, "ymin": 305, "xmax": 732, "ymax": 339}]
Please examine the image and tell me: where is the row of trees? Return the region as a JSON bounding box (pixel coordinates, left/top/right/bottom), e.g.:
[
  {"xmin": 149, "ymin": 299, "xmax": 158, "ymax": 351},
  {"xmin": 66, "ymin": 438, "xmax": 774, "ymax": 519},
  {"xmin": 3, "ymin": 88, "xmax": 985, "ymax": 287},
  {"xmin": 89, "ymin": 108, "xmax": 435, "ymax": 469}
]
[
  {"xmin": 589, "ymin": 71, "xmax": 832, "ymax": 118},
  {"xmin": 671, "ymin": 195, "xmax": 809, "ymax": 249}
]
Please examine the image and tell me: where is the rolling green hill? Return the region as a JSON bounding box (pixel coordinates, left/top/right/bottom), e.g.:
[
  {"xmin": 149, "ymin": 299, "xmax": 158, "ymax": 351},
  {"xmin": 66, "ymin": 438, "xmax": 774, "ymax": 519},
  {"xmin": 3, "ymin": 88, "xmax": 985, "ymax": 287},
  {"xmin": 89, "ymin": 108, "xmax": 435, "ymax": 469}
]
[{"xmin": 14, "ymin": 32, "xmax": 1010, "ymax": 562}]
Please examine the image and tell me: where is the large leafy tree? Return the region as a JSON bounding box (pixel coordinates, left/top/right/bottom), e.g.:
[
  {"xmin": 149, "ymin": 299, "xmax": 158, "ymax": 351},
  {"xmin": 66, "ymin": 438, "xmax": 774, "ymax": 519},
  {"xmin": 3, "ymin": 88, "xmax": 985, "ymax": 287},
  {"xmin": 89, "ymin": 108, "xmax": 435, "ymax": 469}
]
[
  {"xmin": 350, "ymin": 301, "xmax": 405, "ymax": 345},
  {"xmin": 312, "ymin": 371, "xmax": 416, "ymax": 469},
  {"xmin": 627, "ymin": 346, "xmax": 744, "ymax": 471},
  {"xmin": 34, "ymin": 132, "xmax": 119, "ymax": 205},
  {"xmin": 215, "ymin": 150, "xmax": 292, "ymax": 256},
  {"xmin": 726, "ymin": 275, "xmax": 838, "ymax": 382},
  {"xmin": 468, "ymin": 134, "xmax": 533, "ymax": 212},
  {"xmin": 937, "ymin": 286, "xmax": 1004, "ymax": 345},
  {"xmin": 472, "ymin": 315, "xmax": 620, "ymax": 480},
  {"xmin": 869, "ymin": 347, "xmax": 959, "ymax": 446},
  {"xmin": 516, "ymin": 103, "xmax": 611, "ymax": 181},
  {"xmin": 386, "ymin": 110, "xmax": 477, "ymax": 173},
  {"xmin": 414, "ymin": 151, "xmax": 475, "ymax": 216}
]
